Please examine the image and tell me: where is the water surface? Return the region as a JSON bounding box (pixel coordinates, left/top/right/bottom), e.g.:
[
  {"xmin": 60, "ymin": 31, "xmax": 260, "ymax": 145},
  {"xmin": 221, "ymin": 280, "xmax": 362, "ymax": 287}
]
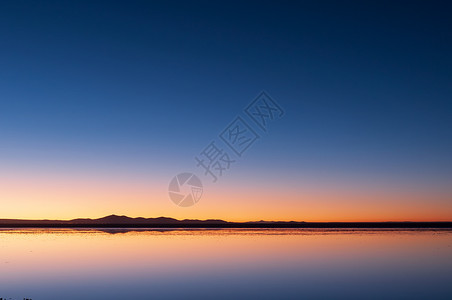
[{"xmin": 1, "ymin": 228, "xmax": 451, "ymax": 299}]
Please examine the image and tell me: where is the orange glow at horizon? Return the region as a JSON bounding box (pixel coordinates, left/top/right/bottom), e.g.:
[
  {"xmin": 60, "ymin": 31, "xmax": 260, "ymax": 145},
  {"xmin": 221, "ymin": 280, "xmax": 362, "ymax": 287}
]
[{"xmin": 0, "ymin": 170, "xmax": 451, "ymax": 222}]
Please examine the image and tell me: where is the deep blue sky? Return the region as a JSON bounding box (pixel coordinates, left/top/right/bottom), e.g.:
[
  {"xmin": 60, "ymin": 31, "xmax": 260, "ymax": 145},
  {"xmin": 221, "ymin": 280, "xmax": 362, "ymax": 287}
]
[{"xmin": 0, "ymin": 1, "xmax": 451, "ymax": 218}]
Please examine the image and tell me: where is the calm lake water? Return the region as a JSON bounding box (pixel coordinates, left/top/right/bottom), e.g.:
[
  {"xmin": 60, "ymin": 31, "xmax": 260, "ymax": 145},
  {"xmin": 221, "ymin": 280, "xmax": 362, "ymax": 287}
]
[{"xmin": 1, "ymin": 228, "xmax": 451, "ymax": 299}]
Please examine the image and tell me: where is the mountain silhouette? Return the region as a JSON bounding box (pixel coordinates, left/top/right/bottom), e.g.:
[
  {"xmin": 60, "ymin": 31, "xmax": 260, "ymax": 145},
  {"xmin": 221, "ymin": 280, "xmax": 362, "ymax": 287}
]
[
  {"xmin": 0, "ymin": 215, "xmax": 451, "ymax": 228},
  {"xmin": 0, "ymin": 214, "xmax": 228, "ymax": 226}
]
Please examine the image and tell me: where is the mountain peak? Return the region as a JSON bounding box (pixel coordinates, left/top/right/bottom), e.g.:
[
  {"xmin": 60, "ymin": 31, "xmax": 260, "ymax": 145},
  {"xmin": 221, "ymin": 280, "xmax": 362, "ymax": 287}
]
[{"xmin": 99, "ymin": 214, "xmax": 131, "ymax": 220}]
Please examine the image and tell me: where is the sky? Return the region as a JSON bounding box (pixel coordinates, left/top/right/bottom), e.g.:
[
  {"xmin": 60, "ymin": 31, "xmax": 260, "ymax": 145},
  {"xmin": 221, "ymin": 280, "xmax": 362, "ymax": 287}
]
[{"xmin": 0, "ymin": 0, "xmax": 451, "ymax": 221}]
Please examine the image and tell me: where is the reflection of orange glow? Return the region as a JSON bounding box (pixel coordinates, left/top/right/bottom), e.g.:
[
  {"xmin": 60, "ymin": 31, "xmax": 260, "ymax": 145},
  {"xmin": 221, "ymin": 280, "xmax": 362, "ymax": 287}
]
[
  {"xmin": 0, "ymin": 171, "xmax": 451, "ymax": 222},
  {"xmin": 1, "ymin": 229, "xmax": 451, "ymax": 284}
]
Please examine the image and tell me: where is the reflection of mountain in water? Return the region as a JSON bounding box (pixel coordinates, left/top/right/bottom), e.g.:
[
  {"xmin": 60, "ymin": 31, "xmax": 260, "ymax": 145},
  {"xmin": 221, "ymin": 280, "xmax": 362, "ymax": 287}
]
[{"xmin": 0, "ymin": 215, "xmax": 451, "ymax": 229}]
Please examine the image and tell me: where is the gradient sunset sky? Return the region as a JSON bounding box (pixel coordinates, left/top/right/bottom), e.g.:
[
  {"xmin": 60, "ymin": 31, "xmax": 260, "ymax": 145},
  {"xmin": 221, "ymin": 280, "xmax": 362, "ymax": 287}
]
[{"xmin": 0, "ymin": 1, "xmax": 451, "ymax": 221}]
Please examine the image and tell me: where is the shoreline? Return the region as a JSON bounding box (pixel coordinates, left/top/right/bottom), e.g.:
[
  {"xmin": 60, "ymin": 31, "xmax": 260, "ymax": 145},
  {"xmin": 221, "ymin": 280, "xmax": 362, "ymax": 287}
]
[{"xmin": 1, "ymin": 222, "xmax": 451, "ymax": 229}]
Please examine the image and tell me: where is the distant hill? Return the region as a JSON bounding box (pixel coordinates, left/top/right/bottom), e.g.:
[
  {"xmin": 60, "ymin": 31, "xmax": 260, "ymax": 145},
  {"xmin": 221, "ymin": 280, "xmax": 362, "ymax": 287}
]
[
  {"xmin": 0, "ymin": 215, "xmax": 451, "ymax": 228},
  {"xmin": 0, "ymin": 214, "xmax": 228, "ymax": 226}
]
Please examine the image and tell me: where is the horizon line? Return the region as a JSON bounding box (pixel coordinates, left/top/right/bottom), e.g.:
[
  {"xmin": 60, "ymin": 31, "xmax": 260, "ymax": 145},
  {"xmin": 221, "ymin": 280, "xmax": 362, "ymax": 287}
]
[{"xmin": 0, "ymin": 214, "xmax": 452, "ymax": 227}]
